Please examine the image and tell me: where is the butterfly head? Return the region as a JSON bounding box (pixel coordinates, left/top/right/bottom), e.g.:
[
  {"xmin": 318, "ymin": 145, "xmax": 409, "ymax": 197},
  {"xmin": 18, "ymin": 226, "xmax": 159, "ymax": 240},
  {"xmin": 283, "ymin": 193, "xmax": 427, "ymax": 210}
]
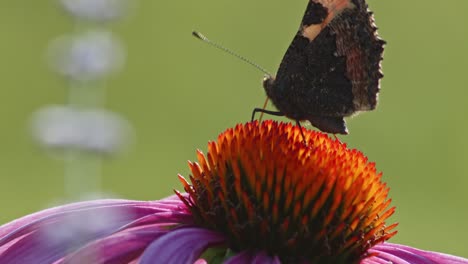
[{"xmin": 262, "ymin": 75, "xmax": 275, "ymax": 96}]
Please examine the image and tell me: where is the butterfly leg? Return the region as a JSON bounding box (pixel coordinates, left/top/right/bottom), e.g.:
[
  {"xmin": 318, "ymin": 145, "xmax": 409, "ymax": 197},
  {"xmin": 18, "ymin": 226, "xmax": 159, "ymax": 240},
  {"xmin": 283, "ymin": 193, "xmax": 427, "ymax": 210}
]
[
  {"xmin": 295, "ymin": 120, "xmax": 307, "ymax": 145},
  {"xmin": 251, "ymin": 108, "xmax": 284, "ymax": 122},
  {"xmin": 251, "ymin": 108, "xmax": 307, "ymax": 144}
]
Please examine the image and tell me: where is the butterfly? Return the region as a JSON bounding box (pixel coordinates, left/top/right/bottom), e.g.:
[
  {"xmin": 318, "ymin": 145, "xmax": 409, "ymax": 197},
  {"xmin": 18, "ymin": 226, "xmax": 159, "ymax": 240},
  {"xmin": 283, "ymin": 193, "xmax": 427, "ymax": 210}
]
[{"xmin": 253, "ymin": 0, "xmax": 386, "ymax": 134}]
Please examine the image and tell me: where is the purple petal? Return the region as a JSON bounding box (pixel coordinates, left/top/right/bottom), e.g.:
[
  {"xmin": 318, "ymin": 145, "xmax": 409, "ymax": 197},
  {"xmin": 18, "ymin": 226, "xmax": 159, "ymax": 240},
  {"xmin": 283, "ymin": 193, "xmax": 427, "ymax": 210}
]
[
  {"xmin": 139, "ymin": 227, "xmax": 226, "ymax": 264},
  {"xmin": 0, "ymin": 202, "xmax": 172, "ymax": 246},
  {"xmin": 0, "ymin": 195, "xmax": 187, "ymax": 241},
  {"xmin": 225, "ymin": 251, "xmax": 281, "ymax": 264},
  {"xmin": 252, "ymin": 251, "xmax": 282, "ymax": 264},
  {"xmin": 119, "ymin": 211, "xmax": 194, "ymax": 231},
  {"xmin": 0, "ymin": 196, "xmax": 190, "ymax": 263},
  {"xmin": 0, "ymin": 200, "xmax": 137, "ymax": 239},
  {"xmin": 60, "ymin": 225, "xmax": 169, "ymax": 264},
  {"xmin": 224, "ymin": 251, "xmax": 254, "ymax": 264},
  {"xmin": 363, "ymin": 242, "xmax": 468, "ymax": 264},
  {"xmin": 0, "ymin": 205, "xmax": 145, "ymax": 263}
]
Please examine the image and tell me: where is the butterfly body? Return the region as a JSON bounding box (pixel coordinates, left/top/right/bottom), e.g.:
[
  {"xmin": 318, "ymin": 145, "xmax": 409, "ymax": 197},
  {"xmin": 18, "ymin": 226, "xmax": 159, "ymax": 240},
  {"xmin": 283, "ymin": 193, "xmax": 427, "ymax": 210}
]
[{"xmin": 263, "ymin": 0, "xmax": 385, "ymax": 134}]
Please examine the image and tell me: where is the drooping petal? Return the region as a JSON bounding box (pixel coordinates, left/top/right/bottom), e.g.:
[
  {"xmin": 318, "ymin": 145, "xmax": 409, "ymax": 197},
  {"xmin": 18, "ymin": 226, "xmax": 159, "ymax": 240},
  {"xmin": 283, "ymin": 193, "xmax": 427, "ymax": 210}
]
[
  {"xmin": 118, "ymin": 211, "xmax": 194, "ymax": 231},
  {"xmin": 251, "ymin": 251, "xmax": 282, "ymax": 264},
  {"xmin": 0, "ymin": 197, "xmax": 190, "ymax": 263},
  {"xmin": 224, "ymin": 251, "xmax": 281, "ymax": 264},
  {"xmin": 363, "ymin": 243, "xmax": 468, "ymax": 264},
  {"xmin": 59, "ymin": 225, "xmax": 169, "ymax": 264},
  {"xmin": 0, "ymin": 207, "xmax": 134, "ymax": 263},
  {"xmin": 139, "ymin": 227, "xmax": 226, "ymax": 264},
  {"xmin": 223, "ymin": 251, "xmax": 255, "ymax": 264},
  {"xmin": 0, "ymin": 200, "xmax": 139, "ymax": 239}
]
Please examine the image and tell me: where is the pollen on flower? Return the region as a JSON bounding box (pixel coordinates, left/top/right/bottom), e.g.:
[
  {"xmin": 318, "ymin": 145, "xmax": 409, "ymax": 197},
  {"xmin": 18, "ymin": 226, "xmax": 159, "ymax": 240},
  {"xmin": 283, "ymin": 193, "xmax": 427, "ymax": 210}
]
[{"xmin": 176, "ymin": 121, "xmax": 397, "ymax": 263}]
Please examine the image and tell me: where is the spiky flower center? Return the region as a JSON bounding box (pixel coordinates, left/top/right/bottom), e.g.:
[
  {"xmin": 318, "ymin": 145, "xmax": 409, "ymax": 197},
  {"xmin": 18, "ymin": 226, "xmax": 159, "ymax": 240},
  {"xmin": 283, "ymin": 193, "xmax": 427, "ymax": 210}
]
[{"xmin": 177, "ymin": 121, "xmax": 397, "ymax": 263}]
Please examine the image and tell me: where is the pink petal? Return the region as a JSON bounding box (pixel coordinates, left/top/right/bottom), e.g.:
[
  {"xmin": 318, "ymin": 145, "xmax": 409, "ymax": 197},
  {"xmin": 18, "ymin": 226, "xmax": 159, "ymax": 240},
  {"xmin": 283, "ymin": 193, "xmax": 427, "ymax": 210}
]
[
  {"xmin": 139, "ymin": 227, "xmax": 225, "ymax": 264},
  {"xmin": 60, "ymin": 225, "xmax": 170, "ymax": 264},
  {"xmin": 0, "ymin": 196, "xmax": 190, "ymax": 263},
  {"xmin": 363, "ymin": 242, "xmax": 468, "ymax": 264},
  {"xmin": 224, "ymin": 251, "xmax": 281, "ymax": 264}
]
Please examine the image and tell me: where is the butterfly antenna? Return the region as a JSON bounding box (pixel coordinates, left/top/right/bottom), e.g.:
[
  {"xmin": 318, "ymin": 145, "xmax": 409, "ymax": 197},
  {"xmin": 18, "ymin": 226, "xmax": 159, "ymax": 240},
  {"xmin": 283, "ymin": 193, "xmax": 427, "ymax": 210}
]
[{"xmin": 192, "ymin": 31, "xmax": 272, "ymax": 77}]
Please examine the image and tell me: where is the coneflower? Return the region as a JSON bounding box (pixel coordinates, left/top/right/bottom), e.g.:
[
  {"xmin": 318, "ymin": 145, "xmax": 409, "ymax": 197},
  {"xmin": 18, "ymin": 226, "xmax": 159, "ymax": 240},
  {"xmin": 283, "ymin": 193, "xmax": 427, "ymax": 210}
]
[{"xmin": 1, "ymin": 121, "xmax": 466, "ymax": 264}]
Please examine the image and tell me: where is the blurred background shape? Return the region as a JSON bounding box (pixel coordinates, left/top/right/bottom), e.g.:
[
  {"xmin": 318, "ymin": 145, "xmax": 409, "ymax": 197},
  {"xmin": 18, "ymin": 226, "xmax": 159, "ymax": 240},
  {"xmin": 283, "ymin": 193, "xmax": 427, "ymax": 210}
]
[
  {"xmin": 60, "ymin": 0, "xmax": 133, "ymax": 22},
  {"xmin": 31, "ymin": 106, "xmax": 131, "ymax": 154},
  {"xmin": 0, "ymin": 0, "xmax": 467, "ymax": 259},
  {"xmin": 48, "ymin": 31, "xmax": 125, "ymax": 82}
]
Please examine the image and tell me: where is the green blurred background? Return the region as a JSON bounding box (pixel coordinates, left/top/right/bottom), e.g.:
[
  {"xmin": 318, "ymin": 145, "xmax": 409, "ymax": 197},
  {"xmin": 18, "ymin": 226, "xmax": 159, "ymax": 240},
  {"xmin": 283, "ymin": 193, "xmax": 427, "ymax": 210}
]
[{"xmin": 1, "ymin": 0, "xmax": 467, "ymax": 259}]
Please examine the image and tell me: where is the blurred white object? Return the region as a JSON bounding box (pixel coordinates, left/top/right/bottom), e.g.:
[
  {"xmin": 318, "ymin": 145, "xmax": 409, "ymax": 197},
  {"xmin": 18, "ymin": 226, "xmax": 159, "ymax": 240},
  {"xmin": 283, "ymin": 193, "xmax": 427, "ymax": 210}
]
[
  {"xmin": 60, "ymin": 0, "xmax": 132, "ymax": 21},
  {"xmin": 32, "ymin": 105, "xmax": 133, "ymax": 154},
  {"xmin": 48, "ymin": 31, "xmax": 125, "ymax": 81}
]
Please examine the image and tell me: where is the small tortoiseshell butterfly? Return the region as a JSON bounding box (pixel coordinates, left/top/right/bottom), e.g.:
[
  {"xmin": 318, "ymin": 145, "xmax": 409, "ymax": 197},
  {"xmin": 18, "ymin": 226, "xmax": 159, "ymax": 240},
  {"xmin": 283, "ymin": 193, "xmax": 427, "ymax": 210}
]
[
  {"xmin": 255, "ymin": 0, "xmax": 385, "ymax": 134},
  {"xmin": 194, "ymin": 0, "xmax": 385, "ymax": 135}
]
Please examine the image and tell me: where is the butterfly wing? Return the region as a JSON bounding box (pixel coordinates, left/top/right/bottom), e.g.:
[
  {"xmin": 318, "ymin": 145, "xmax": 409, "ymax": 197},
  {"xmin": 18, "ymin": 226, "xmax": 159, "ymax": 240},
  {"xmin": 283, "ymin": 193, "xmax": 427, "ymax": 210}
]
[
  {"xmin": 264, "ymin": 0, "xmax": 384, "ymax": 133},
  {"xmin": 326, "ymin": 0, "xmax": 385, "ymax": 111}
]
